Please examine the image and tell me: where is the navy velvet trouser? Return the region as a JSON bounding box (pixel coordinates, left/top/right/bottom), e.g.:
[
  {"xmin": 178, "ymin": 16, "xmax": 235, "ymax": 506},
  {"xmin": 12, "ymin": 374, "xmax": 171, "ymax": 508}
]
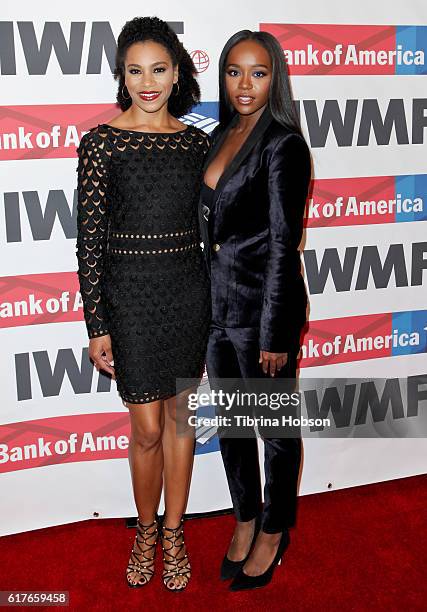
[{"xmin": 206, "ymin": 323, "xmax": 302, "ymax": 534}]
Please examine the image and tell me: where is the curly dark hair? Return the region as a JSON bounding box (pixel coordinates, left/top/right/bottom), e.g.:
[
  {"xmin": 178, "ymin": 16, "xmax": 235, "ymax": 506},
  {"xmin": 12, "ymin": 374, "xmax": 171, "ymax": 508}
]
[{"xmin": 113, "ymin": 16, "xmax": 200, "ymax": 116}]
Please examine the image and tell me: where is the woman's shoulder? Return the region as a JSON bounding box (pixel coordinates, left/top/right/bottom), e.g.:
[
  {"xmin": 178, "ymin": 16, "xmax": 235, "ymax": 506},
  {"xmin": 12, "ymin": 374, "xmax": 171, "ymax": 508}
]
[
  {"xmin": 184, "ymin": 125, "xmax": 211, "ymax": 153},
  {"xmin": 77, "ymin": 124, "xmax": 111, "ymax": 153},
  {"xmin": 266, "ymin": 120, "xmax": 307, "ymax": 146},
  {"xmin": 185, "ymin": 124, "xmax": 210, "ymax": 140},
  {"xmin": 264, "ymin": 121, "xmax": 310, "ymax": 163}
]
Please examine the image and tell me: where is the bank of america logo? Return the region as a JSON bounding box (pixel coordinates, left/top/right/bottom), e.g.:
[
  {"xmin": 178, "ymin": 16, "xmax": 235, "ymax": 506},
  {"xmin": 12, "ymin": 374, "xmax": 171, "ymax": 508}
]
[{"xmin": 181, "ymin": 112, "xmax": 219, "ymax": 133}]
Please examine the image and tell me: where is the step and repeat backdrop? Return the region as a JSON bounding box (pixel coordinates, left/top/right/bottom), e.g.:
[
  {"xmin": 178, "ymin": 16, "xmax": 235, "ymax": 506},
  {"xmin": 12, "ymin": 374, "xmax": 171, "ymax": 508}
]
[{"xmin": 1, "ymin": 0, "xmax": 427, "ymax": 535}]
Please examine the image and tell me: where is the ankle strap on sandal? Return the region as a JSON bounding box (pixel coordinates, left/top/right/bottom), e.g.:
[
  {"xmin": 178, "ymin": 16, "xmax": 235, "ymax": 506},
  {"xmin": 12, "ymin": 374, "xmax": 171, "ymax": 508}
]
[
  {"xmin": 137, "ymin": 518, "xmax": 158, "ymax": 528},
  {"xmin": 161, "ymin": 517, "xmax": 184, "ymax": 533}
]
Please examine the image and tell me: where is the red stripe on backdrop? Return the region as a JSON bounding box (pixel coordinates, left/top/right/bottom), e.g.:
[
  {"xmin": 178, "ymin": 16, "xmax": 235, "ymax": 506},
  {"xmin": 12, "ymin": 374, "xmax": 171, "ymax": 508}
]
[
  {"xmin": 0, "ymin": 272, "xmax": 82, "ymax": 328},
  {"xmin": 0, "ymin": 103, "xmax": 118, "ymax": 161},
  {"xmin": 260, "ymin": 23, "xmax": 396, "ymax": 76},
  {"xmin": 0, "ymin": 412, "xmax": 130, "ymax": 474},
  {"xmin": 305, "ymin": 176, "xmax": 396, "ymax": 228},
  {"xmin": 300, "ymin": 312, "xmax": 392, "ymax": 366}
]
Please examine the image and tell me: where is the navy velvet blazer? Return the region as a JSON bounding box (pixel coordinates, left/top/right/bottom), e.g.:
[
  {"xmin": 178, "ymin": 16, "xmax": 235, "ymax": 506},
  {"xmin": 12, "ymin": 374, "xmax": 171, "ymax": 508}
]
[{"xmin": 199, "ymin": 107, "xmax": 311, "ymax": 353}]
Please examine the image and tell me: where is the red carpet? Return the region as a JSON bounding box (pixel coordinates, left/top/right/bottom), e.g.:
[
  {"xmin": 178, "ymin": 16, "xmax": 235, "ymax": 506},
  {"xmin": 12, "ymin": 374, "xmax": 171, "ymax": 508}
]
[{"xmin": 1, "ymin": 474, "xmax": 426, "ymax": 611}]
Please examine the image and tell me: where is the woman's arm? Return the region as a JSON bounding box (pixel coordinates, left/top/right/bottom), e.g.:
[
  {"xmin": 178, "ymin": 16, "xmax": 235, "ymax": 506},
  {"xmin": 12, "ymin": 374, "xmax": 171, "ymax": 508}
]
[
  {"xmin": 259, "ymin": 132, "xmax": 311, "ymax": 355},
  {"xmin": 76, "ymin": 128, "xmax": 111, "ymax": 339},
  {"xmin": 76, "ymin": 128, "xmax": 115, "ymax": 377}
]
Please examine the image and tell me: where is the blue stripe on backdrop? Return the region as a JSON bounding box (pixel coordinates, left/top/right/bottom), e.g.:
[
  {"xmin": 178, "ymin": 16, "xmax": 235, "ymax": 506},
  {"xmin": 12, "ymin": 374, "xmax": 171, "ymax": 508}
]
[
  {"xmin": 395, "ymin": 174, "xmax": 427, "ymax": 223},
  {"xmin": 391, "ymin": 309, "xmax": 427, "ymax": 356},
  {"xmin": 396, "ymin": 26, "xmax": 427, "ymax": 75}
]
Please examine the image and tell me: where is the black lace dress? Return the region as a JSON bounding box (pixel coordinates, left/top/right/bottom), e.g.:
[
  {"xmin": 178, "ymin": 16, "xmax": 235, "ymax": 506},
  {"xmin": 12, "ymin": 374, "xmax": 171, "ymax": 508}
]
[{"xmin": 76, "ymin": 124, "xmax": 211, "ymax": 404}]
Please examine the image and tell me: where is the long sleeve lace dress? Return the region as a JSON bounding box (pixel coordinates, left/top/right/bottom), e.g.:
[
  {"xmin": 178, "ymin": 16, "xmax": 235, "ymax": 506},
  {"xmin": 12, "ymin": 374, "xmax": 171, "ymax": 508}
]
[{"xmin": 75, "ymin": 123, "xmax": 211, "ymax": 404}]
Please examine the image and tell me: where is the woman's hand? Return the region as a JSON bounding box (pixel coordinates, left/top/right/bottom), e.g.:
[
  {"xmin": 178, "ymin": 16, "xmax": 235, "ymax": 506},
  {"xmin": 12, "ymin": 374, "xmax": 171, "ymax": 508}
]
[
  {"xmin": 89, "ymin": 335, "xmax": 115, "ymax": 379},
  {"xmin": 259, "ymin": 350, "xmax": 288, "ymax": 377}
]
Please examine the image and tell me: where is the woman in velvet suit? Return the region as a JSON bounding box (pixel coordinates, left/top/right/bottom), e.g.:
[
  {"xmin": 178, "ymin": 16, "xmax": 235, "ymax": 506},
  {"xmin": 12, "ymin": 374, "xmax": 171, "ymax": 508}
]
[{"xmin": 199, "ymin": 30, "xmax": 311, "ymax": 591}]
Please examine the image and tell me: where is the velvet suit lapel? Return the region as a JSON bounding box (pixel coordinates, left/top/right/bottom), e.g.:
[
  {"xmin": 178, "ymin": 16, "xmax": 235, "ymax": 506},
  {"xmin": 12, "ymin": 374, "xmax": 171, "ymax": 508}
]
[{"xmin": 203, "ymin": 106, "xmax": 274, "ymax": 200}]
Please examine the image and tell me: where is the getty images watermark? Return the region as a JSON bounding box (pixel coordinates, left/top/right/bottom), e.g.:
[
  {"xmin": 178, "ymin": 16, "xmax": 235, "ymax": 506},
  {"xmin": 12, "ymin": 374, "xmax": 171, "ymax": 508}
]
[
  {"xmin": 175, "ymin": 374, "xmax": 427, "ymax": 441},
  {"xmin": 186, "ymin": 387, "xmax": 329, "ymax": 430}
]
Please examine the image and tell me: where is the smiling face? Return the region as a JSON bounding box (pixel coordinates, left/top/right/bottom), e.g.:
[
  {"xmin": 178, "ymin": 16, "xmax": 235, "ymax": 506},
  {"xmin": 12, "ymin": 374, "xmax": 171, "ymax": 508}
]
[
  {"xmin": 123, "ymin": 40, "xmax": 178, "ymax": 112},
  {"xmin": 225, "ymin": 39, "xmax": 272, "ymax": 116}
]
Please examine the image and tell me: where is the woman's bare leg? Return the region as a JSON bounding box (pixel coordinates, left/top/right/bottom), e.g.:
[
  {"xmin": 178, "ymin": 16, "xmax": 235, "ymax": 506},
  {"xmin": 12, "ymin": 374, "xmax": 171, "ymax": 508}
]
[
  {"xmin": 162, "ymin": 387, "xmax": 196, "ymax": 522},
  {"xmin": 126, "ymin": 400, "xmax": 164, "ymax": 585},
  {"xmin": 161, "ymin": 388, "xmax": 196, "ymax": 588},
  {"xmin": 127, "ymin": 400, "xmax": 164, "ymax": 521}
]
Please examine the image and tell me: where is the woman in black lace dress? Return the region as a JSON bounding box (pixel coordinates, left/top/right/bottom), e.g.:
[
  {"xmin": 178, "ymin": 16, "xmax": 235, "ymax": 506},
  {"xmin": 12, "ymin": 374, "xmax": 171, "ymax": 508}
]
[{"xmin": 75, "ymin": 17, "xmax": 210, "ymax": 591}]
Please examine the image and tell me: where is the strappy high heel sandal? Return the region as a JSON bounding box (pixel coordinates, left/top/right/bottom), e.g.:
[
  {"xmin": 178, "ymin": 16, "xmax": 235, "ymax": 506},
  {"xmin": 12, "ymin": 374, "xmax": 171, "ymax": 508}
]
[
  {"xmin": 125, "ymin": 517, "xmax": 159, "ymax": 588},
  {"xmin": 161, "ymin": 518, "xmax": 191, "ymax": 592}
]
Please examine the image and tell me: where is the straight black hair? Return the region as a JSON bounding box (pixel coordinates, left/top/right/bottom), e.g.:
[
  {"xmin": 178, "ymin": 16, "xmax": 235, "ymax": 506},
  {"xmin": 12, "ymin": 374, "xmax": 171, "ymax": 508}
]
[{"xmin": 218, "ymin": 30, "xmax": 302, "ymax": 135}]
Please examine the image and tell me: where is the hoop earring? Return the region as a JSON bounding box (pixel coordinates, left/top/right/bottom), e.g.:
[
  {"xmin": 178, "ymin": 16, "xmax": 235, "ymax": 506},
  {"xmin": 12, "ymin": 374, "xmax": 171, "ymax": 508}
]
[
  {"xmin": 121, "ymin": 85, "xmax": 131, "ymax": 100},
  {"xmin": 173, "ymin": 82, "xmax": 180, "ymax": 96}
]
